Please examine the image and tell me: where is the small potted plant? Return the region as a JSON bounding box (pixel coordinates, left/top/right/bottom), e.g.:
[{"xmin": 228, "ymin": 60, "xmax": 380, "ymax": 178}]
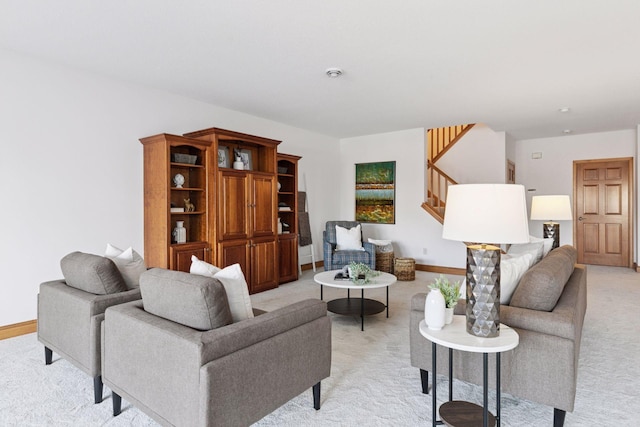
[
  {"xmin": 429, "ymin": 275, "xmax": 462, "ymax": 324},
  {"xmin": 348, "ymin": 262, "xmax": 380, "ymax": 284}
]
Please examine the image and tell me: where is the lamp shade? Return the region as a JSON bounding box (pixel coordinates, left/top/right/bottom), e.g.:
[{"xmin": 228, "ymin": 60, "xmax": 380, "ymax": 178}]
[
  {"xmin": 442, "ymin": 184, "xmax": 530, "ymax": 244},
  {"xmin": 530, "ymin": 195, "xmax": 573, "ymax": 221}
]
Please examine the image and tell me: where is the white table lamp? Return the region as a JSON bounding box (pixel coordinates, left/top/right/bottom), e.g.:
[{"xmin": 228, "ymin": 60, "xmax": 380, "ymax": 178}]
[
  {"xmin": 442, "ymin": 184, "xmax": 529, "ymax": 337},
  {"xmin": 530, "ymin": 195, "xmax": 572, "ymax": 249}
]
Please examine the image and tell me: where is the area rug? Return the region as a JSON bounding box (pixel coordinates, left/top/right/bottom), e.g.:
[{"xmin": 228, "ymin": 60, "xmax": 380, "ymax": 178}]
[{"xmin": 0, "ymin": 266, "xmax": 638, "ymax": 426}]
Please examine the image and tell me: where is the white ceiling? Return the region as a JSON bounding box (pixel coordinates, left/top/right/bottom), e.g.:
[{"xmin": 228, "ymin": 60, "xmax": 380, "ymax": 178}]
[{"xmin": 2, "ymin": 0, "xmax": 640, "ymax": 140}]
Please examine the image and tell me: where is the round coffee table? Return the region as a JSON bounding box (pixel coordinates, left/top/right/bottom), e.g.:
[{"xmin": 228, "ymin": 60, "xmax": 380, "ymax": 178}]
[{"xmin": 313, "ymin": 270, "xmax": 397, "ymax": 331}]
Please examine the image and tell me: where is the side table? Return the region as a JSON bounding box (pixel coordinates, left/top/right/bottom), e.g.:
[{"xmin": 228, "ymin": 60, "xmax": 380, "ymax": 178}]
[{"xmin": 419, "ymin": 316, "xmax": 519, "ymax": 427}]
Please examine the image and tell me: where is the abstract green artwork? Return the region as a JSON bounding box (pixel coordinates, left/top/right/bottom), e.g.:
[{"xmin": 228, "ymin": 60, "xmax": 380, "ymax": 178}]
[{"xmin": 355, "ymin": 161, "xmax": 396, "ymax": 224}]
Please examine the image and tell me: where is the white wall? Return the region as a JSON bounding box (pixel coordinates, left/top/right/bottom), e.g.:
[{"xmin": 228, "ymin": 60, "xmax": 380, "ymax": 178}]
[
  {"xmin": 436, "ymin": 123, "xmax": 507, "ymax": 184},
  {"xmin": 514, "ymin": 129, "xmax": 637, "ymax": 254},
  {"xmin": 0, "ymin": 49, "xmax": 340, "ymax": 326},
  {"xmin": 338, "ymin": 129, "xmax": 465, "ymax": 267}
]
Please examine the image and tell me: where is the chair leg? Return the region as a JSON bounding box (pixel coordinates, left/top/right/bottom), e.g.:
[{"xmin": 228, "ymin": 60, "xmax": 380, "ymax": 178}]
[
  {"xmin": 420, "ymin": 369, "xmax": 430, "ymax": 394},
  {"xmin": 313, "ymin": 382, "xmax": 321, "ymax": 410},
  {"xmin": 113, "ymin": 392, "xmax": 122, "ymax": 416},
  {"xmin": 93, "ymin": 376, "xmax": 103, "ymax": 404},
  {"xmin": 44, "ymin": 347, "xmax": 52, "ymax": 365},
  {"xmin": 554, "ymin": 408, "xmax": 566, "ymax": 427}
]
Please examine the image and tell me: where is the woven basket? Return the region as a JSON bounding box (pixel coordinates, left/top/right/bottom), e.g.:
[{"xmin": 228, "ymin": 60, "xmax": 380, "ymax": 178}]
[
  {"xmin": 394, "ymin": 257, "xmax": 416, "ymax": 281},
  {"xmin": 376, "ymin": 251, "xmax": 394, "ymax": 274}
]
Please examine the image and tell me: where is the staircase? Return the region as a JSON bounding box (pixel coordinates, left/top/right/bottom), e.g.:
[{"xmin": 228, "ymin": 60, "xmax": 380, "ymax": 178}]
[{"xmin": 422, "ymin": 124, "xmax": 474, "ymax": 223}]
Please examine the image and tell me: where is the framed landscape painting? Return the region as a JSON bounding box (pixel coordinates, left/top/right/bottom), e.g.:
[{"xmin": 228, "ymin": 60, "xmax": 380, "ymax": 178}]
[{"xmin": 355, "ymin": 161, "xmax": 396, "ymax": 224}]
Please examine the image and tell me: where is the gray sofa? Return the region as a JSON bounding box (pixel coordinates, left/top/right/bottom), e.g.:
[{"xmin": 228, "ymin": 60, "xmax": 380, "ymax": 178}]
[
  {"xmin": 102, "ymin": 268, "xmax": 332, "ymax": 427},
  {"xmin": 410, "ymin": 245, "xmax": 587, "ymax": 427},
  {"xmin": 37, "ymin": 252, "xmax": 142, "ymax": 403}
]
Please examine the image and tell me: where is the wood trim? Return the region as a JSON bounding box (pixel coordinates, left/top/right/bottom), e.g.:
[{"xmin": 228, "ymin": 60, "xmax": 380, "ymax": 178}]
[
  {"xmin": 0, "ymin": 319, "xmax": 37, "ymax": 340},
  {"xmin": 300, "ymin": 261, "xmax": 324, "ymax": 271},
  {"xmin": 416, "ymin": 264, "xmax": 465, "ymax": 276}
]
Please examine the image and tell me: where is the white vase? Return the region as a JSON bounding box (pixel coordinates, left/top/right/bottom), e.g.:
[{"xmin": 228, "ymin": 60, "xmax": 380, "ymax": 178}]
[
  {"xmin": 173, "ymin": 221, "xmax": 187, "ymax": 244},
  {"xmin": 425, "ymin": 289, "xmax": 446, "ymax": 330},
  {"xmin": 445, "ymin": 307, "xmax": 454, "ymax": 325},
  {"xmin": 233, "ymin": 157, "xmax": 244, "ymax": 170}
]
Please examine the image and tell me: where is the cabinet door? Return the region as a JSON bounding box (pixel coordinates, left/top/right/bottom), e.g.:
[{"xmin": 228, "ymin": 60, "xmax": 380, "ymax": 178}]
[
  {"xmin": 170, "ymin": 242, "xmax": 210, "ymax": 273},
  {"xmin": 251, "ymin": 174, "xmax": 276, "ymax": 237},
  {"xmin": 250, "ymin": 237, "xmax": 278, "ymax": 293},
  {"xmin": 218, "ymin": 239, "xmax": 250, "ymax": 278},
  {"xmin": 218, "ymin": 171, "xmax": 249, "ymax": 240},
  {"xmin": 278, "ymin": 234, "xmax": 298, "ymax": 284}
]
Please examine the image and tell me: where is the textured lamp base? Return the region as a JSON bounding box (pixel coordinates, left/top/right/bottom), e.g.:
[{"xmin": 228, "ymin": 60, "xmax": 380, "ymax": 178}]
[
  {"xmin": 466, "ymin": 244, "xmax": 501, "ymax": 338},
  {"xmin": 543, "ymin": 222, "xmax": 560, "ymax": 249}
]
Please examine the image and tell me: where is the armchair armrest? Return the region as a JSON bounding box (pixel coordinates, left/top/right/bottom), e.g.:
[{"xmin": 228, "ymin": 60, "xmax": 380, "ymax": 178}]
[
  {"xmin": 363, "ymin": 241, "xmax": 376, "ymax": 269},
  {"xmin": 200, "ymin": 299, "xmax": 327, "ymax": 361}
]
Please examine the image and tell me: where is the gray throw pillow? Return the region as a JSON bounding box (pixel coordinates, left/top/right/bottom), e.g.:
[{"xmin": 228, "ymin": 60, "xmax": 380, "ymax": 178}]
[
  {"xmin": 60, "ymin": 252, "xmax": 128, "ymax": 295},
  {"xmin": 140, "ymin": 268, "xmax": 232, "ymax": 331},
  {"xmin": 509, "ymin": 245, "xmax": 577, "ymax": 311}
]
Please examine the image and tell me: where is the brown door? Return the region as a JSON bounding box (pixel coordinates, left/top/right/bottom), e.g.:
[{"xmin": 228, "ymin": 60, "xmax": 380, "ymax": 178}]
[
  {"xmin": 574, "ymin": 158, "xmax": 633, "ymax": 267},
  {"xmin": 218, "ymin": 171, "xmax": 248, "ymax": 240}
]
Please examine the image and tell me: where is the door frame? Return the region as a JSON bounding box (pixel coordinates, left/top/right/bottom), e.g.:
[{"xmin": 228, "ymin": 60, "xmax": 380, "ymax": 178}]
[{"xmin": 573, "ymin": 157, "xmax": 634, "ymax": 268}]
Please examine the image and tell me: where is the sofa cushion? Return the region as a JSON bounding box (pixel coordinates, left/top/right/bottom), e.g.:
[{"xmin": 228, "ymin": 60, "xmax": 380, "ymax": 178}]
[
  {"xmin": 140, "ymin": 268, "xmax": 232, "ymax": 331},
  {"xmin": 105, "ymin": 244, "xmax": 147, "ymax": 290},
  {"xmin": 509, "ymin": 245, "xmax": 577, "ymax": 311},
  {"xmin": 60, "ymin": 251, "xmax": 128, "ymax": 295}
]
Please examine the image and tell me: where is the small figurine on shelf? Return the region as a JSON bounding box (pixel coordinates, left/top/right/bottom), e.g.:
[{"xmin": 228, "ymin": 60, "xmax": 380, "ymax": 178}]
[
  {"xmin": 184, "ymin": 198, "xmax": 195, "ymax": 212},
  {"xmin": 173, "ymin": 173, "xmax": 185, "ymax": 188}
]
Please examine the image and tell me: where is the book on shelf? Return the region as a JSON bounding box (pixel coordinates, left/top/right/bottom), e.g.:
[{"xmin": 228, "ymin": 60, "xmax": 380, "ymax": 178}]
[{"xmin": 278, "ymin": 207, "xmax": 292, "ymax": 211}]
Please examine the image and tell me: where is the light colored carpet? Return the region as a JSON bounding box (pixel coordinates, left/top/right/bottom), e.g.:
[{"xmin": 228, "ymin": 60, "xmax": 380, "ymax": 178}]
[{"xmin": 0, "ymin": 265, "xmax": 638, "ymax": 426}]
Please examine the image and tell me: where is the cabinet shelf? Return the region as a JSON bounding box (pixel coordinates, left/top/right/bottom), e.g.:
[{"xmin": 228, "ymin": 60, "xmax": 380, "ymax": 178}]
[
  {"xmin": 170, "ymin": 211, "xmax": 205, "ymax": 215},
  {"xmin": 171, "ymin": 162, "xmax": 204, "ymax": 168},
  {"xmin": 171, "ymin": 187, "xmax": 204, "ymax": 192}
]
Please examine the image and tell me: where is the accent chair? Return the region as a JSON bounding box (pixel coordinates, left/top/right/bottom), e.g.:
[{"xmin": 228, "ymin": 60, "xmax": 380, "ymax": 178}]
[{"xmin": 323, "ymin": 220, "xmax": 376, "ymax": 271}]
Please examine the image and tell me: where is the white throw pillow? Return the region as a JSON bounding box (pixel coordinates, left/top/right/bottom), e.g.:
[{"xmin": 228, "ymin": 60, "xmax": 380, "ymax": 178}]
[
  {"xmin": 105, "ymin": 244, "xmax": 147, "ymax": 290},
  {"xmin": 335, "ymin": 224, "xmax": 364, "ymax": 251},
  {"xmin": 507, "ymin": 241, "xmax": 544, "ymax": 267},
  {"xmin": 213, "ymin": 263, "xmax": 254, "ymax": 323},
  {"xmin": 529, "ymin": 235, "xmax": 554, "ymax": 257},
  {"xmin": 190, "ymin": 255, "xmax": 221, "ymax": 277},
  {"xmin": 499, "ymin": 253, "xmax": 533, "ymax": 304}
]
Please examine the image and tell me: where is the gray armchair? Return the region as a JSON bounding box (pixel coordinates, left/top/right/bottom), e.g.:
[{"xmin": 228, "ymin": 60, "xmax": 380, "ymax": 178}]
[
  {"xmin": 323, "ymin": 220, "xmax": 376, "ymax": 270},
  {"xmin": 102, "ymin": 268, "xmax": 332, "ymax": 426},
  {"xmin": 37, "ymin": 252, "xmax": 141, "ymax": 403}
]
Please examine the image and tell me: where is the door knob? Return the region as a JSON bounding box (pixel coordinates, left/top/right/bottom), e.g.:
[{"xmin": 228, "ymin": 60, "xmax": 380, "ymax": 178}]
[{"xmin": 578, "ymin": 216, "xmax": 584, "ymax": 221}]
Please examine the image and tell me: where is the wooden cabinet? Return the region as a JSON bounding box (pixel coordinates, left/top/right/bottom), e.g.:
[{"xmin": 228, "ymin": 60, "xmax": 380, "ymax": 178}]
[
  {"xmin": 277, "ymin": 154, "xmax": 301, "ymax": 284},
  {"xmin": 139, "ymin": 134, "xmax": 211, "ymax": 271},
  {"xmin": 141, "ymin": 127, "xmax": 300, "ymax": 293},
  {"xmin": 184, "ymin": 127, "xmax": 280, "ymax": 293}
]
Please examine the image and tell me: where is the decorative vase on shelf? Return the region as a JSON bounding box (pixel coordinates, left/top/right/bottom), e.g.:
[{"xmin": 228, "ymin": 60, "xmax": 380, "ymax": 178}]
[
  {"xmin": 445, "ymin": 307, "xmax": 454, "ymax": 325},
  {"xmin": 173, "ymin": 221, "xmax": 186, "ymax": 244},
  {"xmin": 425, "ymin": 289, "xmax": 446, "ymax": 330},
  {"xmin": 277, "ymin": 218, "xmax": 283, "ymax": 234},
  {"xmin": 233, "ymin": 156, "xmax": 244, "ymax": 170}
]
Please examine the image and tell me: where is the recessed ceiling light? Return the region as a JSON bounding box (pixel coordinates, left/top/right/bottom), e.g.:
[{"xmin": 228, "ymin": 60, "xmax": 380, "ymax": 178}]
[
  {"xmin": 563, "ymin": 129, "xmax": 572, "ymax": 134},
  {"xmin": 558, "ymin": 107, "xmax": 571, "ymax": 113},
  {"xmin": 325, "ymin": 68, "xmax": 343, "ymax": 78}
]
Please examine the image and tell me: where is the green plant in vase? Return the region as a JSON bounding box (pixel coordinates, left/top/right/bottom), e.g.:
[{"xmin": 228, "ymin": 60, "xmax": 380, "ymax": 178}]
[
  {"xmin": 429, "ymin": 275, "xmax": 462, "ymax": 324},
  {"xmin": 348, "ymin": 262, "xmax": 380, "ymax": 284}
]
